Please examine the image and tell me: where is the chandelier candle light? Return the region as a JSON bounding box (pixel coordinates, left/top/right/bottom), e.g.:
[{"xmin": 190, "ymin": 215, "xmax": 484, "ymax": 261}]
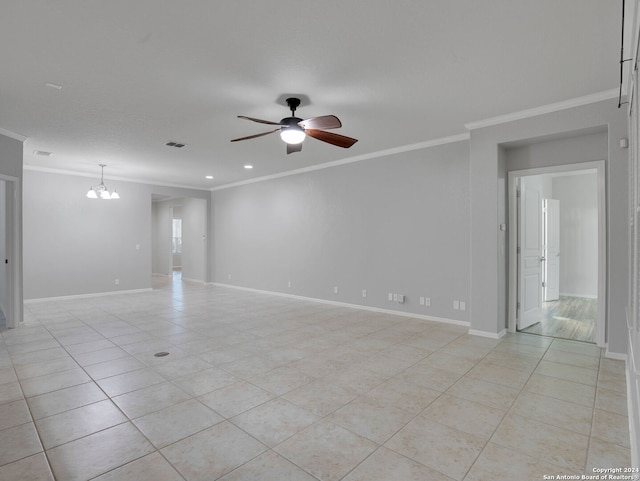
[{"xmin": 86, "ymin": 164, "xmax": 120, "ymax": 200}]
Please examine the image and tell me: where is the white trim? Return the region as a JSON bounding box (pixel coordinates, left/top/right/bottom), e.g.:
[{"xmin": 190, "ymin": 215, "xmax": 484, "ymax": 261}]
[
  {"xmin": 507, "ymin": 160, "xmax": 607, "ymax": 348},
  {"xmin": 626, "ymin": 359, "xmax": 639, "ymax": 469},
  {"xmin": 0, "ymin": 127, "xmax": 27, "ymax": 142},
  {"xmin": 465, "ymin": 89, "xmax": 618, "ymax": 131},
  {"xmin": 211, "ymin": 133, "xmax": 471, "ymax": 191},
  {"xmin": 23, "ymin": 165, "xmax": 207, "ymax": 191},
  {"xmin": 181, "ymin": 277, "xmax": 205, "ymax": 284},
  {"xmin": 468, "ymin": 328, "xmax": 507, "ymax": 340},
  {"xmin": 605, "ymin": 350, "xmax": 628, "ymax": 361},
  {"xmin": 211, "ymin": 283, "xmax": 470, "ymax": 327},
  {"xmin": 627, "ymin": 335, "xmax": 640, "ymax": 468},
  {"xmin": 24, "ymin": 288, "xmax": 152, "ymax": 304},
  {"xmin": 559, "ymin": 293, "xmax": 598, "ymax": 299}
]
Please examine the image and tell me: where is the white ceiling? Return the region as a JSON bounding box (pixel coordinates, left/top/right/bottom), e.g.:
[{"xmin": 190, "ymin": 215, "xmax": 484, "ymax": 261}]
[{"xmin": 0, "ymin": 1, "xmax": 621, "ymax": 189}]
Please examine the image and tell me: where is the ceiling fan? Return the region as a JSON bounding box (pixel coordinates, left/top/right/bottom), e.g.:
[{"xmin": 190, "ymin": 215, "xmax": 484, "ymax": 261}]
[{"xmin": 231, "ymin": 97, "xmax": 358, "ymax": 154}]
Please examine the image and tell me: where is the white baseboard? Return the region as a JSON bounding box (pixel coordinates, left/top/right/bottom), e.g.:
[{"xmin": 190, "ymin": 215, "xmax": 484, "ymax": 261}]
[
  {"xmin": 211, "ymin": 283, "xmax": 470, "ymax": 327},
  {"xmin": 558, "ymin": 292, "xmax": 598, "ymax": 299},
  {"xmin": 24, "ymin": 288, "xmax": 153, "ymax": 304},
  {"xmin": 468, "ymin": 328, "xmax": 507, "ymax": 340},
  {"xmin": 627, "ymin": 334, "xmax": 640, "ymax": 468},
  {"xmin": 605, "ymin": 350, "xmax": 628, "ymax": 361},
  {"xmin": 181, "ymin": 277, "xmax": 205, "ymax": 284}
]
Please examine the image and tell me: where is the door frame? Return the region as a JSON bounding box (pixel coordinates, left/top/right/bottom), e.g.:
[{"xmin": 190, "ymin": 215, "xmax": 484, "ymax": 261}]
[
  {"xmin": 507, "ymin": 160, "xmax": 606, "ymax": 347},
  {"xmin": 543, "ymin": 198, "xmax": 560, "ymax": 302},
  {"xmin": 0, "ymin": 174, "xmax": 22, "ymax": 329},
  {"xmin": 517, "ymin": 177, "xmax": 544, "ymax": 331}
]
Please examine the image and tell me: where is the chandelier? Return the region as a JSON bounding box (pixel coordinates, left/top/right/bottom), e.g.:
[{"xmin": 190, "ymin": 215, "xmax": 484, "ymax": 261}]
[{"xmin": 86, "ymin": 164, "xmax": 120, "ymax": 200}]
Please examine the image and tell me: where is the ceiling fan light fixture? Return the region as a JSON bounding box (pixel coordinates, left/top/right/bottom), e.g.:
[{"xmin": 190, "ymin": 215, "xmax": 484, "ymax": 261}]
[{"xmin": 280, "ymin": 127, "xmax": 306, "ymax": 145}]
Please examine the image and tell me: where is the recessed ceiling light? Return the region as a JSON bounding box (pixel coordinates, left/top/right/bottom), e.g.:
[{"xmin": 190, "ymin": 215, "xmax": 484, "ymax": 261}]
[
  {"xmin": 33, "ymin": 150, "xmax": 52, "ymax": 156},
  {"xmin": 45, "ymin": 82, "xmax": 62, "ymax": 90},
  {"xmin": 244, "ymin": 165, "xmax": 253, "ymax": 169},
  {"xmin": 205, "ymin": 175, "xmax": 214, "ymax": 179}
]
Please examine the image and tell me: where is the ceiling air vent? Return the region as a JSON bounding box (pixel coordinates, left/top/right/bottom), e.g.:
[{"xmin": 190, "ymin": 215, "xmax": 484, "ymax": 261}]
[{"xmin": 165, "ymin": 141, "xmax": 186, "ymax": 148}]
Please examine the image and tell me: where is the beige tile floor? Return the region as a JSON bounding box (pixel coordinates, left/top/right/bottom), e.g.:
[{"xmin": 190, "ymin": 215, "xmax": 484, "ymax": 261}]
[{"xmin": 0, "ymin": 278, "xmax": 631, "ymax": 480}]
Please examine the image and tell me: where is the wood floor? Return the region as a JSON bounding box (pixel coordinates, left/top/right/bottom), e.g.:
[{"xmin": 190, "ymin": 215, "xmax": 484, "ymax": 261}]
[{"xmin": 520, "ymin": 295, "xmax": 597, "ymax": 343}]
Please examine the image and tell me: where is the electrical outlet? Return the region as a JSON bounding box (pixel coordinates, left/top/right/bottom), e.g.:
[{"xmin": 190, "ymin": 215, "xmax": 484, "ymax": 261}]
[
  {"xmin": 460, "ymin": 301, "xmax": 466, "ymax": 311},
  {"xmin": 425, "ymin": 297, "xmax": 431, "ymax": 307},
  {"xmin": 453, "ymin": 300, "xmax": 459, "ymax": 310},
  {"xmin": 334, "ymin": 286, "xmax": 339, "ymax": 294},
  {"xmin": 288, "ymin": 280, "xmax": 292, "ymax": 288},
  {"xmin": 228, "ymin": 274, "xmax": 232, "ymax": 280},
  {"xmin": 115, "ymin": 279, "xmax": 120, "ymax": 285},
  {"xmin": 393, "ymin": 293, "xmax": 398, "ymax": 302},
  {"xmin": 362, "ymin": 289, "xmax": 367, "ymax": 298},
  {"xmin": 397, "ymin": 294, "xmax": 405, "ymax": 303},
  {"xmin": 419, "ymin": 297, "xmax": 425, "ymax": 305},
  {"xmin": 388, "ymin": 293, "xmax": 393, "ymax": 301}
]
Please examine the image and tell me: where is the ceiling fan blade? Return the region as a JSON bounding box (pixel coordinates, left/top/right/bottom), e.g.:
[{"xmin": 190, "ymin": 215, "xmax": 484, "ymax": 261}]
[
  {"xmin": 298, "ymin": 115, "xmax": 342, "ymax": 130},
  {"xmin": 305, "ymin": 129, "xmax": 358, "ymax": 148},
  {"xmin": 237, "ymin": 115, "xmax": 283, "ymax": 126},
  {"xmin": 230, "ymin": 129, "xmax": 280, "ymax": 142},
  {"xmin": 287, "ymin": 142, "xmax": 303, "ymax": 154}
]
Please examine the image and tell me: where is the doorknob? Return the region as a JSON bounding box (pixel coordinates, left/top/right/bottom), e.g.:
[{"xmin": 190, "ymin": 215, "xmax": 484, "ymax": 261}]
[{"xmin": 540, "ymin": 257, "xmax": 546, "ymax": 262}]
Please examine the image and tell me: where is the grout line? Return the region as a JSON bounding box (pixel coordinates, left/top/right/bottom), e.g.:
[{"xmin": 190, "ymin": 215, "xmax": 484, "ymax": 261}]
[{"xmin": 1, "ymin": 284, "xmax": 630, "ymax": 480}]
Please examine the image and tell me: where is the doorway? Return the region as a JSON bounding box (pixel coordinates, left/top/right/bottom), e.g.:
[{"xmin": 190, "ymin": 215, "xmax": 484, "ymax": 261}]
[
  {"xmin": 171, "ymin": 208, "xmax": 183, "ymax": 278},
  {"xmin": 0, "ymin": 175, "xmax": 22, "ymax": 329},
  {"xmin": 508, "ymin": 161, "xmax": 606, "ymax": 347},
  {"xmin": 151, "ymin": 196, "xmax": 207, "ymax": 285}
]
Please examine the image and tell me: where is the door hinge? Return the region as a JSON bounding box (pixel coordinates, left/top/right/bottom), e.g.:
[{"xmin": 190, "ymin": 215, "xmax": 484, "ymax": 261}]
[
  {"xmin": 516, "ymin": 189, "xmax": 521, "ymax": 198},
  {"xmin": 517, "ymin": 246, "xmax": 521, "ymax": 254},
  {"xmin": 542, "ymin": 281, "xmax": 546, "ymax": 287},
  {"xmin": 517, "ymin": 301, "xmax": 520, "ymax": 310}
]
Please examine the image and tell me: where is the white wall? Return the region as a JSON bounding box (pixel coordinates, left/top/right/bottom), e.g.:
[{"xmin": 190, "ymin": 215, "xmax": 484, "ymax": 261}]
[
  {"xmin": 23, "ymin": 170, "xmax": 152, "ymax": 299},
  {"xmin": 152, "ymin": 200, "xmax": 172, "ymax": 276},
  {"xmin": 23, "ymin": 170, "xmax": 210, "ymax": 300},
  {"xmin": 181, "ymin": 198, "xmax": 207, "ymax": 283},
  {"xmin": 213, "ymin": 140, "xmax": 471, "ymax": 322},
  {"xmin": 553, "ymin": 173, "xmax": 598, "ymax": 297}
]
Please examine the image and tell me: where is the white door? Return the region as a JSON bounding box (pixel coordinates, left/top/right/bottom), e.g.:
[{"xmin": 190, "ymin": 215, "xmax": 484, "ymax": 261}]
[
  {"xmin": 518, "ymin": 182, "xmax": 543, "ymax": 330},
  {"xmin": 543, "ymin": 198, "xmax": 560, "ymax": 301}
]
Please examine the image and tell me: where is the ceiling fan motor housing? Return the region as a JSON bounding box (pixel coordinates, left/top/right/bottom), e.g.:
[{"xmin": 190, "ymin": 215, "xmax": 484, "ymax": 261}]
[{"xmin": 280, "ymin": 117, "xmax": 304, "ymax": 128}]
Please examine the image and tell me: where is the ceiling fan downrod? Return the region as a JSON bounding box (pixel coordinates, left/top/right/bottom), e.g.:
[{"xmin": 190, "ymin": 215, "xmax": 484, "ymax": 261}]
[{"xmin": 286, "ymin": 97, "xmax": 301, "ymax": 116}]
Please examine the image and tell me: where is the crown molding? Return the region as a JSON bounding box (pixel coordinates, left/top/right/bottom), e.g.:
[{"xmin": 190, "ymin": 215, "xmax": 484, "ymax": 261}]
[
  {"xmin": 23, "ymin": 165, "xmax": 206, "ymax": 191},
  {"xmin": 211, "ymin": 132, "xmax": 471, "ymax": 191},
  {"xmin": 0, "ymin": 127, "xmax": 27, "ymax": 142},
  {"xmin": 464, "ymin": 89, "xmax": 619, "ymax": 131}
]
